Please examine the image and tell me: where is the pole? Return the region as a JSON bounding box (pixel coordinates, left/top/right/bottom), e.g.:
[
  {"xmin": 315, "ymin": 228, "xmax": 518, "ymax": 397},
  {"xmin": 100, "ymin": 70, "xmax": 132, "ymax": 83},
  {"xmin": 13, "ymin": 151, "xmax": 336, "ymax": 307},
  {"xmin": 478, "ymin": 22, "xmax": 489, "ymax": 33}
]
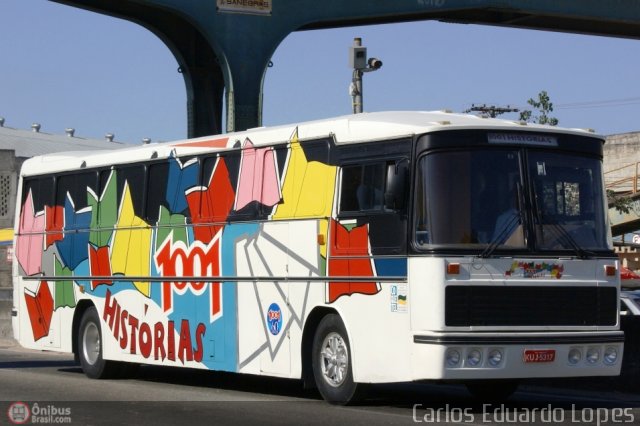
[
  {"xmin": 352, "ymin": 39, "xmax": 363, "ymax": 114},
  {"xmin": 352, "ymin": 69, "xmax": 363, "ymax": 114}
]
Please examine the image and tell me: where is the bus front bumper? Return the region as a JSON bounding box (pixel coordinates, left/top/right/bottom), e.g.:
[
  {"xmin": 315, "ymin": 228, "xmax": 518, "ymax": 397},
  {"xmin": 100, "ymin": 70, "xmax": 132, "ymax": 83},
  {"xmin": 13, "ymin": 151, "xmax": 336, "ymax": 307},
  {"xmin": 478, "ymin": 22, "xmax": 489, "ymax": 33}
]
[{"xmin": 411, "ymin": 331, "xmax": 624, "ymax": 380}]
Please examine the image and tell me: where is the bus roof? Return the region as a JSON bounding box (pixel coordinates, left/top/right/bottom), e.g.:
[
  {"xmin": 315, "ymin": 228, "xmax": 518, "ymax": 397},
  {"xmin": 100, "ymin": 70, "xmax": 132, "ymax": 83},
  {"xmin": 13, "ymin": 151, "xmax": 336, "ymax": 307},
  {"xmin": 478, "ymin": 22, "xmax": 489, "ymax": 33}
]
[{"xmin": 19, "ymin": 111, "xmax": 601, "ymax": 176}]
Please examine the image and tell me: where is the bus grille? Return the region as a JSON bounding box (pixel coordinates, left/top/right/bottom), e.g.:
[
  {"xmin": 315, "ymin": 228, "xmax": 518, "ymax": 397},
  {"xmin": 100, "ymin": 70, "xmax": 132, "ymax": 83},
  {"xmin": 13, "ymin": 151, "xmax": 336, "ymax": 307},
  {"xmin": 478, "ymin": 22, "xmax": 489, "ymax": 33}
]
[{"xmin": 445, "ymin": 286, "xmax": 617, "ymax": 327}]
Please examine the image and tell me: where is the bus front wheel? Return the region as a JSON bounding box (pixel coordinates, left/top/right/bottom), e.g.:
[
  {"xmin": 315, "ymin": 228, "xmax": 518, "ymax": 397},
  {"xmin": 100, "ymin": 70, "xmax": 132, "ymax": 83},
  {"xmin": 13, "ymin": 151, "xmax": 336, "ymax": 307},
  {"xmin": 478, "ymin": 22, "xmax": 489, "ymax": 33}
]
[
  {"xmin": 311, "ymin": 314, "xmax": 365, "ymax": 404},
  {"xmin": 78, "ymin": 306, "xmax": 118, "ymax": 379}
]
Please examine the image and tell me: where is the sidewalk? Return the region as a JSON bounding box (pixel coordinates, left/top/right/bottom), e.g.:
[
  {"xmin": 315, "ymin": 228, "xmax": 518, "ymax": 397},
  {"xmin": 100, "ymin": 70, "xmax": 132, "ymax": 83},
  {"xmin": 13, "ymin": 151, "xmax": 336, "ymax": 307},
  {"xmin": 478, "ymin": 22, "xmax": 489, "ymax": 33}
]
[{"xmin": 0, "ymin": 337, "xmax": 16, "ymax": 348}]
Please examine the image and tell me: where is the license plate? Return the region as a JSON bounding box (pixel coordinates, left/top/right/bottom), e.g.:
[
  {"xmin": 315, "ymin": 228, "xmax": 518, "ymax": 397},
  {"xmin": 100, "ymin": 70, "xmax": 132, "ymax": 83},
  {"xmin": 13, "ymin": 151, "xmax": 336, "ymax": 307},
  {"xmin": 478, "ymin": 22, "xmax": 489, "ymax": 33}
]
[{"xmin": 523, "ymin": 349, "xmax": 556, "ymax": 363}]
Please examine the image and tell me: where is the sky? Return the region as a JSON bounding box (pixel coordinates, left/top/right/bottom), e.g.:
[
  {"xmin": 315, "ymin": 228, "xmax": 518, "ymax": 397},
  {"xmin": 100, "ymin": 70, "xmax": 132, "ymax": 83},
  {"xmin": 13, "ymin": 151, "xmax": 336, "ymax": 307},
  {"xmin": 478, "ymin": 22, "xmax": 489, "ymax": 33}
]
[{"xmin": 2, "ymin": 1, "xmax": 640, "ymax": 144}]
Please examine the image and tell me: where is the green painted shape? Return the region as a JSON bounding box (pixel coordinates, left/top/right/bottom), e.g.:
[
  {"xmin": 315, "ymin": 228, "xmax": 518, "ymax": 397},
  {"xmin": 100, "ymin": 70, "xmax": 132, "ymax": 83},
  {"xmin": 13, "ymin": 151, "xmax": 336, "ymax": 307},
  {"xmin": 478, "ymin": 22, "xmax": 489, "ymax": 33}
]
[
  {"xmin": 155, "ymin": 205, "xmax": 188, "ymax": 250},
  {"xmin": 343, "ymin": 223, "xmax": 358, "ymax": 232},
  {"xmin": 54, "ymin": 256, "xmax": 76, "ymax": 309},
  {"xmin": 89, "ymin": 170, "xmax": 118, "ymax": 246},
  {"xmin": 318, "ymin": 255, "xmax": 326, "ymax": 277}
]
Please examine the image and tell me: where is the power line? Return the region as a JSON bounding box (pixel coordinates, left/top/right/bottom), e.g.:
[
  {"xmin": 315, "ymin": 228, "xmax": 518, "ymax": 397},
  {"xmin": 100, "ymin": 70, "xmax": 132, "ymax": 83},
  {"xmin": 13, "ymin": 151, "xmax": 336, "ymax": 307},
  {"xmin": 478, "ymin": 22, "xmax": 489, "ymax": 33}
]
[{"xmin": 556, "ymin": 96, "xmax": 640, "ymax": 110}]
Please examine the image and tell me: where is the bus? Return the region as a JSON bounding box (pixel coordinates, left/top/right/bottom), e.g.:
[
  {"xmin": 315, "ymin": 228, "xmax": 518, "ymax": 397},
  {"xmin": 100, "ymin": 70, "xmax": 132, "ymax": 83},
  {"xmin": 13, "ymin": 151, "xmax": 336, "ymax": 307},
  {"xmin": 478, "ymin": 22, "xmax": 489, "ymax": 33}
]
[{"xmin": 12, "ymin": 111, "xmax": 623, "ymax": 404}]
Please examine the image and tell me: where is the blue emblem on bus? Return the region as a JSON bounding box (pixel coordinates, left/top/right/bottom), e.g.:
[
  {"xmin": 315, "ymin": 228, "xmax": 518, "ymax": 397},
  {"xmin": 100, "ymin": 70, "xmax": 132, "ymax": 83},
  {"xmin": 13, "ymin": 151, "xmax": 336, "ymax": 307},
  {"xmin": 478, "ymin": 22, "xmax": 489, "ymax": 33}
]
[{"xmin": 266, "ymin": 303, "xmax": 283, "ymax": 336}]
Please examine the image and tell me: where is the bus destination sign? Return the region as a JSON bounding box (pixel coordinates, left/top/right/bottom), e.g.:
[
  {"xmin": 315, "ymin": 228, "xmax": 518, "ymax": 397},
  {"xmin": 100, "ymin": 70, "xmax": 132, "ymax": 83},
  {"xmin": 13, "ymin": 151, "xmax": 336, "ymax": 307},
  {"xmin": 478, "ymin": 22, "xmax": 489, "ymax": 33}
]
[{"xmin": 488, "ymin": 133, "xmax": 558, "ymax": 147}]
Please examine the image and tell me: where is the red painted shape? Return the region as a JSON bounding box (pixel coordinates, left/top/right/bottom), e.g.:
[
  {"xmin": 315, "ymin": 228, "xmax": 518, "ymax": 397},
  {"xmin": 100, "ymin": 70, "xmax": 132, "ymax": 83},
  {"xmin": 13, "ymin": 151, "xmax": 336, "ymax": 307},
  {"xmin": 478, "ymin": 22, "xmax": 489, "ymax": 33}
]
[
  {"xmin": 44, "ymin": 205, "xmax": 64, "ymax": 248},
  {"xmin": 24, "ymin": 281, "xmax": 54, "ymax": 341},
  {"xmin": 186, "ymin": 158, "xmax": 235, "ymax": 244},
  {"xmin": 327, "ymin": 220, "xmax": 379, "ymax": 303},
  {"xmin": 89, "ymin": 245, "xmax": 113, "ymax": 290}
]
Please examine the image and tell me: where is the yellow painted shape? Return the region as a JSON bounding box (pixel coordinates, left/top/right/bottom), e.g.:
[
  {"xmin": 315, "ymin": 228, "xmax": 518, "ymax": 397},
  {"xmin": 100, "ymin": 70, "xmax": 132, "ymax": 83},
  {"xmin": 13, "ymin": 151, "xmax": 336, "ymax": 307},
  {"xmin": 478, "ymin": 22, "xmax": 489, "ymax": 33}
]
[
  {"xmin": 274, "ymin": 130, "xmax": 337, "ymax": 223},
  {"xmin": 111, "ymin": 183, "xmax": 151, "ymax": 296}
]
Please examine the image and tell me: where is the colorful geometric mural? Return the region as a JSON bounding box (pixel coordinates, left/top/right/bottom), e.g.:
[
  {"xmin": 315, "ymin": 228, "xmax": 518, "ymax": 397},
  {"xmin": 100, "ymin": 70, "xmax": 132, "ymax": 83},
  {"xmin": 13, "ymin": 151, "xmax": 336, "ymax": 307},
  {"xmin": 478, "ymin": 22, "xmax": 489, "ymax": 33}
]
[{"xmin": 15, "ymin": 128, "xmax": 388, "ymax": 371}]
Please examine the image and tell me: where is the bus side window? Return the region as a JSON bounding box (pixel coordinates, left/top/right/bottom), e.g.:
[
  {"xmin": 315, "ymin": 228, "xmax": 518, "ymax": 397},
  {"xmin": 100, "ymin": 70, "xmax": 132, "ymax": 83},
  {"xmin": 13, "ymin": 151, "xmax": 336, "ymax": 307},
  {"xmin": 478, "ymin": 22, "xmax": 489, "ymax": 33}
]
[
  {"xmin": 115, "ymin": 165, "xmax": 147, "ymax": 225},
  {"xmin": 340, "ymin": 162, "xmax": 394, "ymax": 213},
  {"xmin": 146, "ymin": 162, "xmax": 169, "ymax": 224},
  {"xmin": 55, "ymin": 172, "xmax": 98, "ymax": 230},
  {"xmin": 21, "ymin": 177, "xmax": 54, "ymax": 229},
  {"xmin": 23, "ymin": 177, "xmax": 54, "ymax": 211},
  {"xmin": 339, "ymin": 166, "xmax": 361, "ymax": 212}
]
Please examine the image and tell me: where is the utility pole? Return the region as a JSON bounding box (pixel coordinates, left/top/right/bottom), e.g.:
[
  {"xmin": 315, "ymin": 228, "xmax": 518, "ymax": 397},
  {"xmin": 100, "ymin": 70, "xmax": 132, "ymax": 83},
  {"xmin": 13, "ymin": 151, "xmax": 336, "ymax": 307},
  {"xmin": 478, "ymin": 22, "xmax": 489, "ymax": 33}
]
[
  {"xmin": 348, "ymin": 38, "xmax": 383, "ymax": 114},
  {"xmin": 464, "ymin": 104, "xmax": 519, "ymax": 118}
]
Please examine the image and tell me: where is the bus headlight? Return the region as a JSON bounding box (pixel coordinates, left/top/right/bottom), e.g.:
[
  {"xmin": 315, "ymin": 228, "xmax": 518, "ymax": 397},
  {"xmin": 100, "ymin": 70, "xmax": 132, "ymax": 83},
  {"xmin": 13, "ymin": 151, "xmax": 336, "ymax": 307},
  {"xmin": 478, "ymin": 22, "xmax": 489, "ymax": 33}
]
[
  {"xmin": 488, "ymin": 349, "xmax": 503, "ymax": 367},
  {"xmin": 586, "ymin": 347, "xmax": 600, "ymax": 364},
  {"xmin": 446, "ymin": 349, "xmax": 461, "ymax": 367},
  {"xmin": 603, "ymin": 347, "xmax": 618, "ymax": 365},
  {"xmin": 568, "ymin": 348, "xmax": 582, "ymax": 365},
  {"xmin": 466, "ymin": 349, "xmax": 482, "ymax": 367}
]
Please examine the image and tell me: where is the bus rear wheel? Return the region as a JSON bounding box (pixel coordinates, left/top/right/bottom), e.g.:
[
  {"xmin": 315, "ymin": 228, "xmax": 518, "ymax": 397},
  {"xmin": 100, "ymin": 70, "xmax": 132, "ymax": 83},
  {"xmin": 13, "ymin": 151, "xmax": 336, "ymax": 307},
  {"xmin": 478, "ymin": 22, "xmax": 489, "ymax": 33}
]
[
  {"xmin": 311, "ymin": 314, "xmax": 365, "ymax": 405},
  {"xmin": 78, "ymin": 306, "xmax": 118, "ymax": 379}
]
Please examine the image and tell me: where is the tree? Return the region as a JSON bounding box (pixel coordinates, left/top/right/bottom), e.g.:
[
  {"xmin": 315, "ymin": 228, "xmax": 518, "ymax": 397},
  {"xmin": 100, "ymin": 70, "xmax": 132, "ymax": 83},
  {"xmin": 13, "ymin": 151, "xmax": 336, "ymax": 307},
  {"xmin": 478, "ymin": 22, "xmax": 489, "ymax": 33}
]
[
  {"xmin": 519, "ymin": 90, "xmax": 559, "ymax": 126},
  {"xmin": 607, "ymin": 189, "xmax": 634, "ymax": 214}
]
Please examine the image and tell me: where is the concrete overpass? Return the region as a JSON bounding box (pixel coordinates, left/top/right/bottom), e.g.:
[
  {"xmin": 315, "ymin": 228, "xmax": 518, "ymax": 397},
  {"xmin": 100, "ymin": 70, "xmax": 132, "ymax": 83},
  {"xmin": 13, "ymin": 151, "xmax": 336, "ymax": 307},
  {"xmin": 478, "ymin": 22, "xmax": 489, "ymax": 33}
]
[{"xmin": 51, "ymin": 0, "xmax": 640, "ymax": 135}]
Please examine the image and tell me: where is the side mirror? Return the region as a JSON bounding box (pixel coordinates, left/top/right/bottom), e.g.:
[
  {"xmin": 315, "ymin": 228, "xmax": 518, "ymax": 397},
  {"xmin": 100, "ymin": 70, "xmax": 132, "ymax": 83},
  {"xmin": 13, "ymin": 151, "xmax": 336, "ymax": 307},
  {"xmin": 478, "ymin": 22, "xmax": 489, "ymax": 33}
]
[{"xmin": 384, "ymin": 160, "xmax": 408, "ymax": 210}]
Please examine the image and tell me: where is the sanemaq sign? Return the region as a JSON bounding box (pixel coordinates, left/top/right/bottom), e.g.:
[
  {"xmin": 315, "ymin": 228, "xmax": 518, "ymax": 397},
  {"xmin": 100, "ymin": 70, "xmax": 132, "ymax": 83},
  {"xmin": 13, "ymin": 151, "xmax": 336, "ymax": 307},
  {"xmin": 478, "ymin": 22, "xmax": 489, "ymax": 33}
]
[{"xmin": 217, "ymin": 0, "xmax": 271, "ymax": 15}]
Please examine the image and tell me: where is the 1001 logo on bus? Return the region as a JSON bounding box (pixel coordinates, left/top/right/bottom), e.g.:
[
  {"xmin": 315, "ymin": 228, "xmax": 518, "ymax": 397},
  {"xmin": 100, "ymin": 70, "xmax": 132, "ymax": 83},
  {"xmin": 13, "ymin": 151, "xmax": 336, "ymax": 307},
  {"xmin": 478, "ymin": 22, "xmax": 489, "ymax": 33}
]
[{"xmin": 155, "ymin": 233, "xmax": 222, "ymax": 323}]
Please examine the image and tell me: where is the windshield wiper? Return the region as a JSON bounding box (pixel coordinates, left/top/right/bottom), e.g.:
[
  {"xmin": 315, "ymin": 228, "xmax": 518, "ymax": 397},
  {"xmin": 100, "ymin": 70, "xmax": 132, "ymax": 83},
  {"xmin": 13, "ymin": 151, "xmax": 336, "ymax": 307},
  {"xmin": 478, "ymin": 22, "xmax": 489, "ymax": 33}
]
[
  {"xmin": 531, "ymin": 182, "xmax": 593, "ymax": 259},
  {"xmin": 478, "ymin": 210, "xmax": 522, "ymax": 258},
  {"xmin": 479, "ymin": 182, "xmax": 526, "ymax": 259},
  {"xmin": 537, "ymin": 212, "xmax": 594, "ymax": 259}
]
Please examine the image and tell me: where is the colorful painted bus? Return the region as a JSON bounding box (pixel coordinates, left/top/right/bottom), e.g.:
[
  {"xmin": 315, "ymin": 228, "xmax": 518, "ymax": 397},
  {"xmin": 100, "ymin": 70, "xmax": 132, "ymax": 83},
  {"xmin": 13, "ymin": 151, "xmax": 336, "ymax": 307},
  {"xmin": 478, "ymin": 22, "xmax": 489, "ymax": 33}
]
[{"xmin": 12, "ymin": 111, "xmax": 623, "ymax": 403}]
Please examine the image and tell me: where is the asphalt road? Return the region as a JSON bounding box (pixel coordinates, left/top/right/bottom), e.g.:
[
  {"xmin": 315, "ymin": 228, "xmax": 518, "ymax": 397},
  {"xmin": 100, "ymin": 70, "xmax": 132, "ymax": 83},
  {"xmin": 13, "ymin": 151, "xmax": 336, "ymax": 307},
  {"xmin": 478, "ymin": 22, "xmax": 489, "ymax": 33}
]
[{"xmin": 1, "ymin": 340, "xmax": 639, "ymax": 426}]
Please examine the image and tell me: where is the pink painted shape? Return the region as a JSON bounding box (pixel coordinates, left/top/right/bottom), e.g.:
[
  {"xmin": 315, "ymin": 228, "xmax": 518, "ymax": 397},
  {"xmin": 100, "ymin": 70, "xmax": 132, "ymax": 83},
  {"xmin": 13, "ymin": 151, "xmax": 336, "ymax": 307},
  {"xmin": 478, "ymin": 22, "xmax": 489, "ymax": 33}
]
[
  {"xmin": 16, "ymin": 191, "xmax": 45, "ymax": 275},
  {"xmin": 234, "ymin": 139, "xmax": 281, "ymax": 210}
]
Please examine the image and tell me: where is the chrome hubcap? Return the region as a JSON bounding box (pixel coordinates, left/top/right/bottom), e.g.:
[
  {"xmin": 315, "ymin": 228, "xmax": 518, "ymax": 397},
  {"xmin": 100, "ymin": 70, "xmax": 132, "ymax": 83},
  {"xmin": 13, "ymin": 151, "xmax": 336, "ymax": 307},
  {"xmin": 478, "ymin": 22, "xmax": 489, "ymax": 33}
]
[
  {"xmin": 320, "ymin": 332, "xmax": 348, "ymax": 387},
  {"xmin": 82, "ymin": 322, "xmax": 100, "ymax": 365}
]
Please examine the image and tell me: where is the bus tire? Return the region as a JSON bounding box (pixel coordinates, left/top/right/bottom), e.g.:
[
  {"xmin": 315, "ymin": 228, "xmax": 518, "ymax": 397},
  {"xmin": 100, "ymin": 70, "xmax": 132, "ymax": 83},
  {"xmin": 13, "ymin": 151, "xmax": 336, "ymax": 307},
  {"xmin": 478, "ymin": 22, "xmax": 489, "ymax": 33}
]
[
  {"xmin": 311, "ymin": 314, "xmax": 365, "ymax": 405},
  {"xmin": 466, "ymin": 379, "xmax": 519, "ymax": 402},
  {"xmin": 77, "ymin": 306, "xmax": 118, "ymax": 379}
]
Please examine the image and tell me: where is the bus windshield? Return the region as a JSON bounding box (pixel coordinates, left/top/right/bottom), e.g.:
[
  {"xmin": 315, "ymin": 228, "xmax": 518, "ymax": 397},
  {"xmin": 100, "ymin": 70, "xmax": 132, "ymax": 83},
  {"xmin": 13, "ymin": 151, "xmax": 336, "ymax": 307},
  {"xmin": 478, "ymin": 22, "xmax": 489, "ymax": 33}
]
[{"xmin": 415, "ymin": 148, "xmax": 612, "ymax": 253}]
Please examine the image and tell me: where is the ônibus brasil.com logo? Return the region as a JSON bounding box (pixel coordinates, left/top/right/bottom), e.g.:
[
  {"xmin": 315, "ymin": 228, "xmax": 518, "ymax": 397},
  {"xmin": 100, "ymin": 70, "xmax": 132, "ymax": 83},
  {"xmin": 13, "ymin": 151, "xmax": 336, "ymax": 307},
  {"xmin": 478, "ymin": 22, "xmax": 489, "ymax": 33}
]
[{"xmin": 7, "ymin": 402, "xmax": 72, "ymax": 424}]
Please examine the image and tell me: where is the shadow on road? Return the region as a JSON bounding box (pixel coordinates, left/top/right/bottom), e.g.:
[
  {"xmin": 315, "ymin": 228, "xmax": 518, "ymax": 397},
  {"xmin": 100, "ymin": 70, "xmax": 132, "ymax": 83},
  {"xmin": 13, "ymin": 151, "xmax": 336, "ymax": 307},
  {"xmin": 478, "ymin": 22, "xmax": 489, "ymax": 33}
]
[
  {"xmin": 134, "ymin": 364, "xmax": 323, "ymax": 400},
  {"xmin": 0, "ymin": 359, "xmax": 77, "ymax": 369},
  {"xmin": 50, "ymin": 361, "xmax": 640, "ymax": 408}
]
